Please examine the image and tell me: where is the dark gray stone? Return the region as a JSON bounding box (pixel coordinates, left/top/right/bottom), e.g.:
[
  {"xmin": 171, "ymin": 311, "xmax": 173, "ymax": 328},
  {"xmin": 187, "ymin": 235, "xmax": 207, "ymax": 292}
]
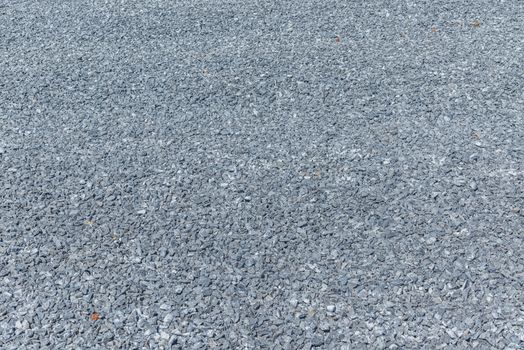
[{"xmin": 0, "ymin": 1, "xmax": 522, "ymax": 349}]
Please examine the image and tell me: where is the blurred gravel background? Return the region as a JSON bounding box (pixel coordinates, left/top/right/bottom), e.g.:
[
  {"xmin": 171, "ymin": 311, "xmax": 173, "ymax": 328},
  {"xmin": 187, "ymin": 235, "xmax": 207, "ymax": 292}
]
[{"xmin": 1, "ymin": 0, "xmax": 524, "ymax": 349}]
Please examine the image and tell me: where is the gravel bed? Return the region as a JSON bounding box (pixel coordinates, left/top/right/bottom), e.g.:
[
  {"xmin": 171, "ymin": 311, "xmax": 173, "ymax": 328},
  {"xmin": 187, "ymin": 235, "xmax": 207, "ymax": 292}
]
[{"xmin": 1, "ymin": 0, "xmax": 524, "ymax": 349}]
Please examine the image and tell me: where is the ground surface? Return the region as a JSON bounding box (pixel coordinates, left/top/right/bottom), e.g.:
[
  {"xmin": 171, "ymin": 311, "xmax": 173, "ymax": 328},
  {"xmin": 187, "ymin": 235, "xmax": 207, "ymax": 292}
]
[{"xmin": 1, "ymin": 0, "xmax": 524, "ymax": 349}]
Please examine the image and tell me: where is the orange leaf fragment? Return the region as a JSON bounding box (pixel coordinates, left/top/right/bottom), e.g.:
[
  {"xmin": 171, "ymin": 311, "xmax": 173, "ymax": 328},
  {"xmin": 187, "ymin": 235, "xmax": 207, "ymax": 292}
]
[{"xmin": 90, "ymin": 312, "xmax": 100, "ymax": 321}]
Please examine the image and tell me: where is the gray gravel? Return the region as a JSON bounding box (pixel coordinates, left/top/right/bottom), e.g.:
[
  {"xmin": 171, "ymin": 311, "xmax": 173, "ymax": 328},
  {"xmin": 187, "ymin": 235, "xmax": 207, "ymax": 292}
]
[{"xmin": 1, "ymin": 0, "xmax": 524, "ymax": 349}]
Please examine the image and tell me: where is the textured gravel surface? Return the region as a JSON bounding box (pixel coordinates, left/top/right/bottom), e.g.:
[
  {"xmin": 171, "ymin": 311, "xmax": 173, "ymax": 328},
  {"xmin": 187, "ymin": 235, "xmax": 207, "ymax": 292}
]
[{"xmin": 1, "ymin": 0, "xmax": 524, "ymax": 349}]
